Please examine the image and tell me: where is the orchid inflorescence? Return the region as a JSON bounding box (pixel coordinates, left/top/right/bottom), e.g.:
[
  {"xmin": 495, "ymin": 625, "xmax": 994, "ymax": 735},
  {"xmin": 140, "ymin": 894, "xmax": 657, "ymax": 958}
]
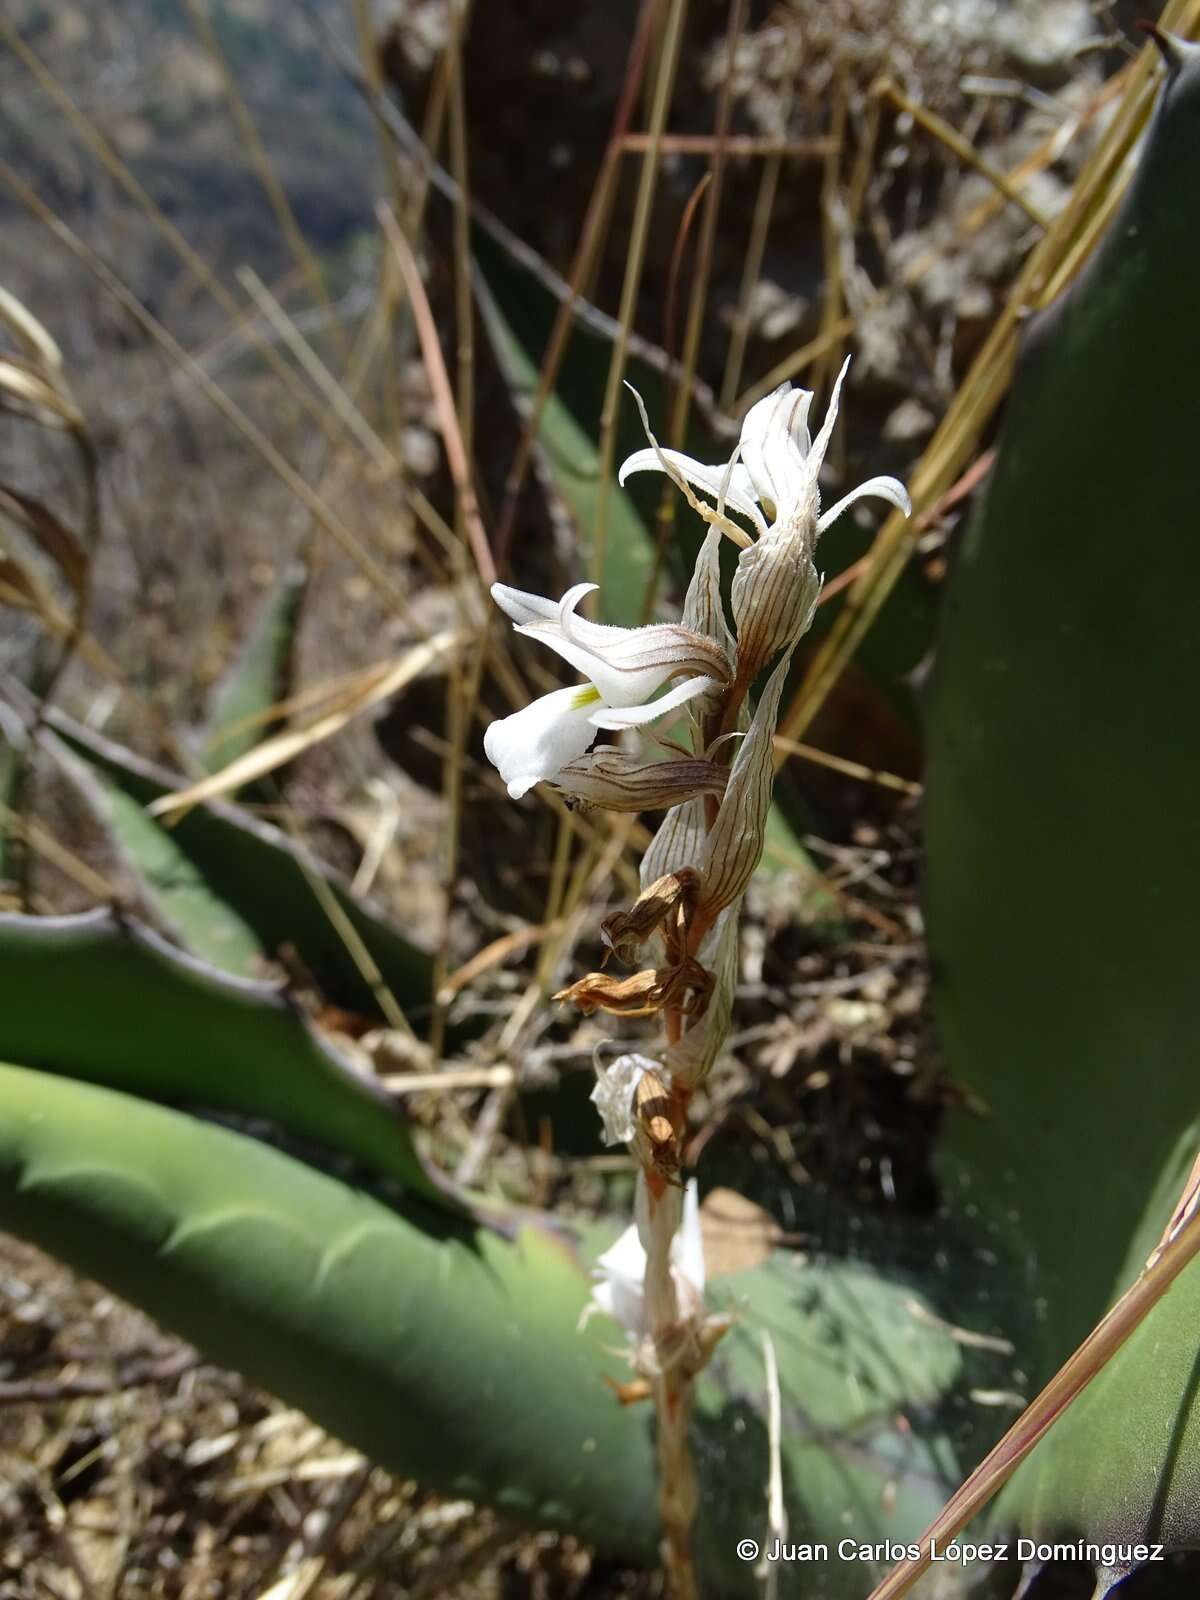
[{"xmin": 484, "ymin": 360, "xmax": 909, "ymax": 1588}]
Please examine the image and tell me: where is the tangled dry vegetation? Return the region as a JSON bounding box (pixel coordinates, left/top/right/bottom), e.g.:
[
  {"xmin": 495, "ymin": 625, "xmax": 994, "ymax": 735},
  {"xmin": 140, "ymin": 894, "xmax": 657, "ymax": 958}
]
[{"xmin": 0, "ymin": 0, "xmax": 1160, "ymax": 1593}]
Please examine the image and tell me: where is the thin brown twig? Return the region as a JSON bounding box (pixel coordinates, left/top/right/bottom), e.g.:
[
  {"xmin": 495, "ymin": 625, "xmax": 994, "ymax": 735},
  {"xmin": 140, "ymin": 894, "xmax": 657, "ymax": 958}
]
[
  {"xmin": 772, "ymin": 736, "xmax": 921, "ymax": 797},
  {"xmin": 377, "ymin": 205, "xmax": 496, "ymax": 588},
  {"xmin": 591, "ymin": 0, "xmax": 690, "ymax": 614},
  {"xmin": 0, "ymin": 1349, "xmax": 197, "ymax": 1407},
  {"xmin": 494, "ymin": 0, "xmax": 661, "ymax": 567},
  {"xmin": 620, "ymin": 132, "xmax": 832, "ymax": 155},
  {"xmin": 864, "ymin": 1195, "xmax": 1200, "ymax": 1600}
]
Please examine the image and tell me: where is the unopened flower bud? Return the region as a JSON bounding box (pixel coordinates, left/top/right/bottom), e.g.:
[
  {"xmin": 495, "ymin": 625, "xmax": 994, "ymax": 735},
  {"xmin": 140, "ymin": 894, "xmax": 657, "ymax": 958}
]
[
  {"xmin": 697, "ymin": 651, "xmax": 792, "ymax": 922},
  {"xmin": 729, "ymin": 540, "xmax": 821, "ymax": 686}
]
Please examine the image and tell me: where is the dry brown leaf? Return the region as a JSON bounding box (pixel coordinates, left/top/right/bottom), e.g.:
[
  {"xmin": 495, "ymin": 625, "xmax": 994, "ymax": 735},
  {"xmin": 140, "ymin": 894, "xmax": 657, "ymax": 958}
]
[{"xmin": 700, "ymin": 1186, "xmax": 781, "ymax": 1277}]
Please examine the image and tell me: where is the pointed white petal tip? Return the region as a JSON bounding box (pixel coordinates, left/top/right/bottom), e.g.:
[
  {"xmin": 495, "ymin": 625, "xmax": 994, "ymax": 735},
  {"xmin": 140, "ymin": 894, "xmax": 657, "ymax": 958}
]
[
  {"xmin": 588, "ymin": 673, "xmax": 718, "ymax": 731},
  {"xmin": 817, "ymin": 475, "xmax": 912, "ymax": 535},
  {"xmin": 490, "ymin": 582, "xmax": 559, "ymax": 626}
]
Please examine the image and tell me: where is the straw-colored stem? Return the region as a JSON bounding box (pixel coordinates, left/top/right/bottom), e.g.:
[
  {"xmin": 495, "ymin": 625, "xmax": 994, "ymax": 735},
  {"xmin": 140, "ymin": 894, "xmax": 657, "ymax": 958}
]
[
  {"xmin": 641, "ymin": 0, "xmax": 744, "ymax": 623},
  {"xmin": 774, "ymin": 7, "xmax": 1199, "ymax": 753},
  {"xmin": 874, "ymin": 76, "xmax": 1050, "ymax": 228},
  {"xmin": 720, "ymin": 142, "xmax": 784, "ymax": 413},
  {"xmin": 642, "ymin": 1172, "xmax": 699, "ymax": 1600},
  {"xmin": 590, "ymin": 0, "xmax": 689, "ymax": 614},
  {"xmin": 428, "ymin": 3, "xmax": 479, "ymax": 1062},
  {"xmin": 863, "ymin": 1197, "xmax": 1200, "ymax": 1600},
  {"xmin": 0, "ymin": 19, "xmax": 356, "ymax": 447},
  {"xmin": 493, "ymin": 0, "xmax": 658, "ymax": 564},
  {"xmin": 0, "ymin": 158, "xmax": 414, "ymax": 616}
]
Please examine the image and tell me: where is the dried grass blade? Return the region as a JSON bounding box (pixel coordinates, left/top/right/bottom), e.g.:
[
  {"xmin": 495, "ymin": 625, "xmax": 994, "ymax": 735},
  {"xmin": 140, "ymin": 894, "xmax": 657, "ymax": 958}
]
[
  {"xmin": 149, "ymin": 629, "xmax": 466, "ymax": 822},
  {"xmin": 863, "ymin": 1196, "xmax": 1200, "ymax": 1600},
  {"xmin": 775, "ymin": 18, "xmax": 1194, "ymax": 750},
  {"xmin": 376, "ymin": 206, "xmax": 496, "ymax": 588},
  {"xmin": 0, "ymin": 485, "xmax": 88, "ymax": 598}
]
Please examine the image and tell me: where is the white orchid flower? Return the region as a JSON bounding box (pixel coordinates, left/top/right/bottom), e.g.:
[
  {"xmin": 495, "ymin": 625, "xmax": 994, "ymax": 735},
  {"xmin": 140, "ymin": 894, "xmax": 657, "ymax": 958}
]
[
  {"xmin": 589, "ymin": 1178, "xmax": 705, "ymax": 1342},
  {"xmin": 618, "ymin": 356, "xmax": 910, "ymax": 549},
  {"xmin": 484, "ymin": 581, "xmax": 731, "ymax": 799},
  {"xmin": 621, "ymin": 358, "xmax": 911, "ymax": 679}
]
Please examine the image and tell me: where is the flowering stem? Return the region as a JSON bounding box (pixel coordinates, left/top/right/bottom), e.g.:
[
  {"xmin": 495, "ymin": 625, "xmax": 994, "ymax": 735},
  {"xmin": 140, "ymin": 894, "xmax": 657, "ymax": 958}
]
[
  {"xmin": 642, "ymin": 1166, "xmax": 700, "ymax": 1600},
  {"xmin": 654, "ymin": 1364, "xmax": 699, "ymax": 1600}
]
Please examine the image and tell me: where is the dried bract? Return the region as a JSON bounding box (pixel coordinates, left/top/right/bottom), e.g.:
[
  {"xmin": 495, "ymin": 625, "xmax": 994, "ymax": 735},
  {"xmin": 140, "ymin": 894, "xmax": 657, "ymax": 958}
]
[
  {"xmin": 553, "ymin": 748, "xmax": 727, "ymax": 814},
  {"xmin": 601, "ymin": 868, "xmax": 699, "ymax": 966},
  {"xmin": 554, "ymin": 958, "xmax": 712, "ymax": 1019}
]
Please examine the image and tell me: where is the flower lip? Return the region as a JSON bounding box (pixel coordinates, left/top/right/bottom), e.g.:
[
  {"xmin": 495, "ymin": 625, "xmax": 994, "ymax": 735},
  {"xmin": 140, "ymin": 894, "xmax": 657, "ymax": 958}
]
[{"xmin": 483, "ymin": 581, "xmax": 729, "ymax": 798}]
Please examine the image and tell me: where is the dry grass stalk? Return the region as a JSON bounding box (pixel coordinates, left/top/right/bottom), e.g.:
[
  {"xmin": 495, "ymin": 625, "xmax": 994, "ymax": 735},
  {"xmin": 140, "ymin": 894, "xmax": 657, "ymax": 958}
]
[
  {"xmin": 776, "ymin": 5, "xmax": 1200, "ymax": 753},
  {"xmin": 148, "ymin": 630, "xmax": 466, "ymax": 822}
]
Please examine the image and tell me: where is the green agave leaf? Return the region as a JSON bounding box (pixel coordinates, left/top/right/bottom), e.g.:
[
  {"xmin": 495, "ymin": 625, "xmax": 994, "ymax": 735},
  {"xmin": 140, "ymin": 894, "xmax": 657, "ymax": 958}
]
[
  {"xmin": 0, "ymin": 1061, "xmax": 658, "ymax": 1557},
  {"xmin": 925, "ymin": 42, "xmax": 1200, "ymax": 1544},
  {"xmin": 0, "ymin": 1060, "xmax": 987, "ymax": 1598},
  {"xmin": 56, "ymin": 734, "xmax": 263, "ymax": 973},
  {"xmin": 474, "ymin": 265, "xmax": 660, "ymax": 627},
  {"xmin": 203, "ymin": 559, "xmax": 307, "ymax": 774},
  {"xmin": 0, "ymin": 908, "xmax": 447, "ymax": 1208},
  {"xmin": 45, "ymin": 709, "xmax": 431, "ymax": 1017}
]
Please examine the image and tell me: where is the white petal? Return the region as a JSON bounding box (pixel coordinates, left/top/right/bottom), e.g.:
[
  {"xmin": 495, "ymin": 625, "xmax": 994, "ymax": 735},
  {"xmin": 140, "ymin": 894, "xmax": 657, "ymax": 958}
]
[
  {"xmin": 588, "ymin": 673, "xmax": 718, "ymax": 731},
  {"xmin": 592, "ymin": 1220, "xmax": 648, "ymax": 1338},
  {"xmin": 490, "ymin": 582, "xmax": 560, "ymax": 627},
  {"xmin": 672, "ymin": 1178, "xmax": 705, "ymax": 1297},
  {"xmin": 620, "ymin": 384, "xmax": 765, "ymax": 545},
  {"xmin": 516, "ymin": 585, "xmax": 730, "ymax": 708},
  {"xmin": 817, "ymin": 474, "xmax": 912, "ymax": 535},
  {"xmin": 808, "ymin": 355, "xmax": 852, "ymax": 482},
  {"xmin": 619, "ymin": 447, "xmax": 766, "ymax": 534},
  {"xmin": 591, "ymin": 1053, "xmax": 655, "ymax": 1146},
  {"xmin": 513, "ymin": 585, "xmax": 671, "ymax": 706},
  {"xmin": 742, "ymin": 385, "xmax": 813, "ymax": 515},
  {"xmin": 483, "ymin": 685, "xmax": 599, "ymax": 798},
  {"xmin": 515, "ymin": 628, "xmax": 666, "ymax": 707},
  {"xmin": 592, "ymin": 1272, "xmax": 645, "ymax": 1339},
  {"xmin": 596, "ymin": 1220, "xmax": 646, "ymax": 1281}
]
